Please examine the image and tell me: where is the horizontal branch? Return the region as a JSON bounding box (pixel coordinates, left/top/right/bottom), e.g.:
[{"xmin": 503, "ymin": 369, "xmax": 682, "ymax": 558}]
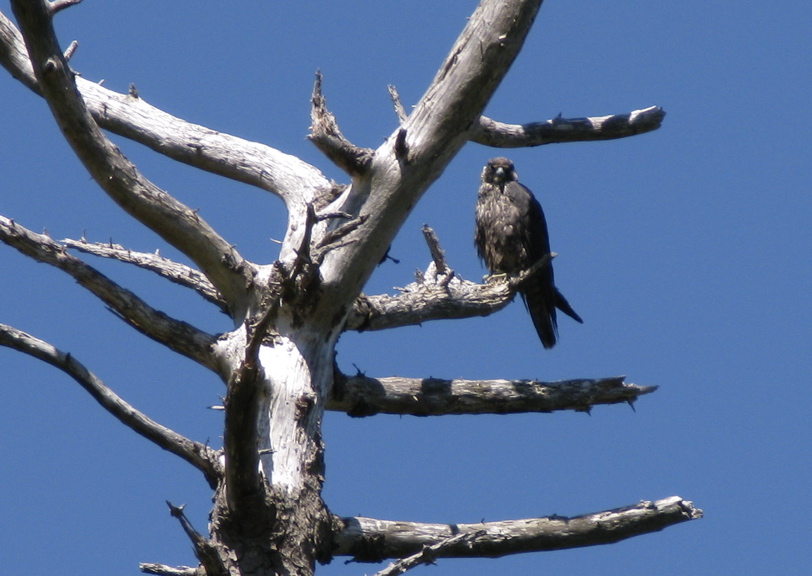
[
  {"xmin": 471, "ymin": 106, "xmax": 665, "ymax": 148},
  {"xmin": 0, "ymin": 10, "xmax": 333, "ymax": 205},
  {"xmin": 0, "ymin": 322, "xmax": 222, "ymax": 488},
  {"xmin": 346, "ymin": 265, "xmax": 515, "ymax": 332},
  {"xmin": 334, "ymin": 496, "xmax": 702, "ymax": 562},
  {"xmin": 63, "ymin": 237, "xmax": 228, "ymax": 314},
  {"xmin": 0, "ymin": 217, "xmax": 220, "ymax": 372},
  {"xmin": 328, "ymin": 373, "xmax": 655, "ymax": 417},
  {"xmin": 140, "ymin": 564, "xmax": 199, "ymax": 576},
  {"xmin": 345, "ymin": 251, "xmax": 555, "ymax": 332}
]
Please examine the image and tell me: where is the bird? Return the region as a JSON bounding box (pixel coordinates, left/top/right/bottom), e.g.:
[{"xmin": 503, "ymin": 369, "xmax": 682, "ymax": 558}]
[{"xmin": 475, "ymin": 157, "xmax": 582, "ymax": 348}]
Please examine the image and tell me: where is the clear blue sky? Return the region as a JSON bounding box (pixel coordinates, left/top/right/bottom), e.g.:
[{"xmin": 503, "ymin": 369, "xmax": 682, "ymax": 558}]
[{"xmin": 1, "ymin": 2, "xmax": 809, "ymax": 575}]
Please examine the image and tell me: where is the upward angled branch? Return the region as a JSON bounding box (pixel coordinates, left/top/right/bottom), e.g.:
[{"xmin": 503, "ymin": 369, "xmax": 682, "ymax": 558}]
[
  {"xmin": 11, "ymin": 1, "xmax": 253, "ymax": 316},
  {"xmin": 314, "ymin": 0, "xmax": 545, "ymax": 326},
  {"xmin": 308, "ymin": 71, "xmax": 374, "ymax": 176},
  {"xmin": 0, "ymin": 10, "xmax": 333, "ymax": 205}
]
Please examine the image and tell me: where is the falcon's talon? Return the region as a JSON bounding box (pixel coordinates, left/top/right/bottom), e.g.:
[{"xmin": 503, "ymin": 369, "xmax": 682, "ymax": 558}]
[{"xmin": 484, "ymin": 272, "xmax": 508, "ymax": 284}]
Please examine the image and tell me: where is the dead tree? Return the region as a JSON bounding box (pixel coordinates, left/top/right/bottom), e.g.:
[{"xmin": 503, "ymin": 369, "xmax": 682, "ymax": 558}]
[{"xmin": 0, "ymin": 2, "xmax": 701, "ymax": 575}]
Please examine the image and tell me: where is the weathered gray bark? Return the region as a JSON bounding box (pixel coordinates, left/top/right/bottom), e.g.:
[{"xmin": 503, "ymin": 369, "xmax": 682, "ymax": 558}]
[{"xmin": 0, "ymin": 1, "xmax": 696, "ymax": 576}]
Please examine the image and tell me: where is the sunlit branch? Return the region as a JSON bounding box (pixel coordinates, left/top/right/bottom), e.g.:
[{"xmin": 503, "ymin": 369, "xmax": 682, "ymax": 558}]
[
  {"xmin": 0, "ymin": 10, "xmax": 333, "ymax": 205},
  {"xmin": 334, "ymin": 497, "xmax": 702, "ymax": 561},
  {"xmin": 63, "ymin": 237, "xmax": 228, "ymax": 314},
  {"xmin": 471, "ymin": 106, "xmax": 666, "ymax": 147}
]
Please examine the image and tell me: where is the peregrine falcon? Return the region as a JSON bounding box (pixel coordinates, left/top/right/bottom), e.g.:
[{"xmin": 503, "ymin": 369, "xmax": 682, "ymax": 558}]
[{"xmin": 475, "ymin": 157, "xmax": 582, "ymax": 348}]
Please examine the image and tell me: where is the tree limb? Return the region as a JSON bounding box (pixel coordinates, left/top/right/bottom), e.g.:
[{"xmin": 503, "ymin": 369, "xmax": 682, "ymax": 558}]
[
  {"xmin": 334, "ymin": 497, "xmax": 702, "ymax": 562},
  {"xmin": 166, "ymin": 502, "xmax": 229, "ymax": 576},
  {"xmin": 0, "ymin": 323, "xmax": 222, "ymax": 488},
  {"xmin": 329, "ymin": 373, "xmax": 655, "ymax": 417},
  {"xmin": 308, "ymin": 71, "xmax": 374, "ymax": 176},
  {"xmin": 0, "ymin": 9, "xmax": 333, "ymax": 206},
  {"xmin": 312, "ymin": 0, "xmax": 546, "ymax": 328},
  {"xmin": 11, "ymin": 1, "xmax": 255, "ymax": 316},
  {"xmin": 471, "ymin": 106, "xmax": 666, "ymax": 147},
  {"xmin": 0, "ymin": 216, "xmax": 221, "ymax": 372},
  {"xmin": 140, "ymin": 564, "xmax": 200, "ymax": 576},
  {"xmin": 346, "ymin": 262, "xmax": 524, "ymax": 332},
  {"xmin": 62, "ymin": 237, "xmax": 228, "ymax": 314}
]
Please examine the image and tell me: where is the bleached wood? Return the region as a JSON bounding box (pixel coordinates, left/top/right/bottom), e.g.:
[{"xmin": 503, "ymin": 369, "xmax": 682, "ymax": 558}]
[{"xmin": 0, "ymin": 11, "xmax": 332, "ymax": 205}]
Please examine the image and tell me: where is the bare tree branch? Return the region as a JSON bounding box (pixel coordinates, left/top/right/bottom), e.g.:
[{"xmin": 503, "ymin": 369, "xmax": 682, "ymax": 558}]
[
  {"xmin": 311, "ymin": 0, "xmax": 546, "ymax": 328},
  {"xmin": 346, "ymin": 253, "xmax": 547, "ymax": 332},
  {"xmin": 62, "ymin": 237, "xmax": 228, "ymax": 314},
  {"xmin": 329, "ymin": 373, "xmax": 656, "ymax": 417},
  {"xmin": 11, "ymin": 1, "xmax": 254, "ymax": 315},
  {"xmin": 48, "ymin": 0, "xmax": 83, "ymax": 16},
  {"xmin": 387, "ymin": 84, "xmax": 408, "ymax": 123},
  {"xmin": 0, "ymin": 10, "xmax": 333, "ymax": 205},
  {"xmin": 0, "ymin": 323, "xmax": 222, "ymax": 487},
  {"xmin": 140, "ymin": 564, "xmax": 200, "ymax": 576},
  {"xmin": 471, "ymin": 106, "xmax": 666, "ymax": 147},
  {"xmin": 334, "ymin": 497, "xmax": 702, "ymax": 561},
  {"xmin": 0, "ymin": 217, "xmax": 221, "ymax": 372},
  {"xmin": 346, "ymin": 275, "xmax": 510, "ymax": 332},
  {"xmin": 308, "ymin": 71, "xmax": 374, "ymax": 176},
  {"xmin": 167, "ymin": 502, "xmax": 229, "ymax": 576}
]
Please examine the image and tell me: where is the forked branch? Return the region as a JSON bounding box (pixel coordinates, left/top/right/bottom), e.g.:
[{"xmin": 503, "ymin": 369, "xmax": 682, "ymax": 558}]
[
  {"xmin": 346, "ymin": 241, "xmax": 550, "ymax": 332},
  {"xmin": 334, "ymin": 497, "xmax": 702, "ymax": 562},
  {"xmin": 0, "ymin": 217, "xmax": 220, "ymax": 372},
  {"xmin": 0, "ymin": 323, "xmax": 222, "ymax": 487}
]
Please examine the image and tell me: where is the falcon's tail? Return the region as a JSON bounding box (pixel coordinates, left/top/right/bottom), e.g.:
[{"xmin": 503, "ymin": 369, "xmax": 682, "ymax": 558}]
[
  {"xmin": 554, "ymin": 287, "xmax": 583, "ymax": 324},
  {"xmin": 521, "ymin": 282, "xmax": 559, "ymax": 349},
  {"xmin": 522, "ymin": 283, "xmax": 582, "ymax": 349}
]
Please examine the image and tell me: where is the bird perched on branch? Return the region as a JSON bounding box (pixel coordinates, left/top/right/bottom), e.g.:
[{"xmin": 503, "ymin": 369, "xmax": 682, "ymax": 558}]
[{"xmin": 475, "ymin": 157, "xmax": 582, "ymax": 348}]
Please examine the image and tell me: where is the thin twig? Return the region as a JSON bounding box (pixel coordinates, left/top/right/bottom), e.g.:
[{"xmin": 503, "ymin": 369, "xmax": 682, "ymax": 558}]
[
  {"xmin": 0, "ymin": 217, "xmax": 220, "ymax": 371},
  {"xmin": 388, "ymin": 84, "xmax": 408, "ymax": 123},
  {"xmin": 62, "ymin": 237, "xmax": 228, "ymax": 313},
  {"xmin": 421, "ymin": 224, "xmax": 448, "ymax": 276},
  {"xmin": 374, "ymin": 531, "xmax": 484, "ymax": 576}
]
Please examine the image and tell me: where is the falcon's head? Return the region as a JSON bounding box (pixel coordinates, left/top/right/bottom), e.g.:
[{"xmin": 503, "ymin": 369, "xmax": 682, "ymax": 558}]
[{"xmin": 481, "ymin": 157, "xmax": 518, "ymax": 187}]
